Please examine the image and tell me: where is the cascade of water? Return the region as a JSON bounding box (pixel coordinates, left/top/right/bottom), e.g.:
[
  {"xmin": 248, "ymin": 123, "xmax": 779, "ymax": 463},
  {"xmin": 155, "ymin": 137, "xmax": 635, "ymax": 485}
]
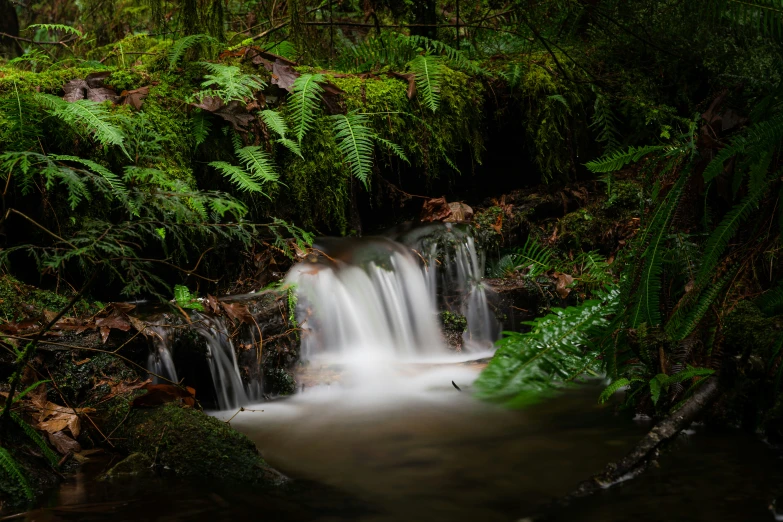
[
  {"xmin": 146, "ymin": 324, "xmax": 178, "ymax": 384},
  {"xmin": 287, "ymin": 238, "xmax": 447, "ymax": 371},
  {"xmin": 192, "ymin": 313, "xmax": 249, "ymax": 410}
]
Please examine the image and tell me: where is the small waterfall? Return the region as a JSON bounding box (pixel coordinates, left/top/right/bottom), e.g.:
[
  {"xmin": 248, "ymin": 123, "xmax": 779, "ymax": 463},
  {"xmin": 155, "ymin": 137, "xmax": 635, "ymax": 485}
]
[
  {"xmin": 192, "ymin": 313, "xmax": 249, "ymax": 410},
  {"xmin": 287, "ymin": 238, "xmax": 447, "ymax": 369},
  {"xmin": 146, "ymin": 324, "xmax": 178, "ymax": 384}
]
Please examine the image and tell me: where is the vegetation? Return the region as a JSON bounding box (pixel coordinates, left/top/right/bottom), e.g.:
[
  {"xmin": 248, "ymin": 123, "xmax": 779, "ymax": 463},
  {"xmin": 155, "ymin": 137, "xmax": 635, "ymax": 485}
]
[{"xmin": 1, "ymin": 0, "xmax": 783, "ymax": 510}]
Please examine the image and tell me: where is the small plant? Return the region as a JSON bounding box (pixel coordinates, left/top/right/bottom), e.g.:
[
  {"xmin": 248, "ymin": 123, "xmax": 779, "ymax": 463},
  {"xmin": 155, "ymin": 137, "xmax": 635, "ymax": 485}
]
[{"xmin": 174, "ymin": 285, "xmax": 204, "ymax": 311}]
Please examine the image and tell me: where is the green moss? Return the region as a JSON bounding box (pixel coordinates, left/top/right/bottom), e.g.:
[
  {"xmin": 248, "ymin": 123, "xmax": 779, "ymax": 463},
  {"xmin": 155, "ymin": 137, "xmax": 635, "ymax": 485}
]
[
  {"xmin": 0, "ymin": 65, "xmax": 113, "ymax": 94},
  {"xmin": 473, "ymin": 206, "xmax": 504, "ymax": 253},
  {"xmin": 440, "ymin": 311, "xmax": 468, "ymax": 333},
  {"xmin": 264, "ymin": 367, "xmax": 296, "ymax": 396},
  {"xmin": 0, "ymin": 274, "xmax": 95, "ymax": 322},
  {"xmin": 48, "ymin": 352, "xmax": 140, "ymax": 406},
  {"xmin": 113, "ymin": 402, "xmax": 284, "ymax": 485},
  {"xmin": 723, "ymin": 301, "xmax": 778, "ymax": 359}
]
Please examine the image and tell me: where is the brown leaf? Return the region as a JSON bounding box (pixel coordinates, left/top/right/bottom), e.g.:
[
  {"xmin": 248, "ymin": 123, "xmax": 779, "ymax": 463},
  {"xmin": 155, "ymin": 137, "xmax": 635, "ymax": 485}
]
[
  {"xmin": 387, "ymin": 71, "xmax": 416, "ymax": 99},
  {"xmin": 131, "ymin": 384, "xmax": 196, "ymax": 408},
  {"xmin": 48, "ymin": 431, "xmax": 81, "ymax": 455},
  {"xmin": 220, "ymin": 302, "xmax": 255, "ymax": 325},
  {"xmin": 128, "ymin": 316, "xmax": 149, "ymax": 336},
  {"xmin": 420, "ymin": 197, "xmax": 452, "ymax": 222},
  {"xmin": 444, "ymin": 202, "xmax": 474, "ymax": 223},
  {"xmin": 121, "ymin": 86, "xmax": 150, "ymax": 110},
  {"xmin": 111, "ymin": 302, "xmax": 136, "ymax": 314},
  {"xmin": 100, "ymin": 327, "xmax": 110, "ymax": 344},
  {"xmin": 193, "ymin": 97, "xmax": 255, "ymax": 131},
  {"xmin": 205, "ymin": 294, "xmax": 221, "ymax": 314},
  {"xmin": 74, "ymin": 358, "xmax": 91, "ymax": 366},
  {"xmin": 271, "ymin": 60, "xmax": 298, "ymax": 92},
  {"xmin": 95, "ymin": 314, "xmax": 132, "ymax": 332},
  {"xmin": 554, "ymin": 272, "xmax": 575, "ymax": 299}
]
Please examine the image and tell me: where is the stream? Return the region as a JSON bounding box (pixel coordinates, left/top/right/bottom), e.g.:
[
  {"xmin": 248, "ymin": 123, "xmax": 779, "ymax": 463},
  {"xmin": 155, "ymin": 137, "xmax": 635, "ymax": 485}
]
[{"xmin": 18, "ymin": 227, "xmax": 783, "ymax": 521}]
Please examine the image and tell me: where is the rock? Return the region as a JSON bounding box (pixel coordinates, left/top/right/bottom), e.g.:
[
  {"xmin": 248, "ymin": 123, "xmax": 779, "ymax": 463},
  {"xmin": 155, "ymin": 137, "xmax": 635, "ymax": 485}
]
[
  {"xmin": 103, "ymin": 452, "xmax": 154, "ymax": 477},
  {"xmin": 485, "ymin": 278, "xmax": 542, "ymax": 332},
  {"xmin": 112, "ymin": 402, "xmax": 286, "ymax": 486}
]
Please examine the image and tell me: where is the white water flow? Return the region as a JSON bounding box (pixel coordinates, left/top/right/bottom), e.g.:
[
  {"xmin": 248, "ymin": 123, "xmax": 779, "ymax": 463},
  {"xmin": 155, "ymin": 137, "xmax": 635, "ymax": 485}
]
[
  {"xmin": 146, "ymin": 324, "xmax": 178, "ymax": 384},
  {"xmin": 285, "ymin": 232, "xmax": 496, "ymax": 392},
  {"xmin": 192, "ymin": 313, "xmax": 248, "ymax": 410}
]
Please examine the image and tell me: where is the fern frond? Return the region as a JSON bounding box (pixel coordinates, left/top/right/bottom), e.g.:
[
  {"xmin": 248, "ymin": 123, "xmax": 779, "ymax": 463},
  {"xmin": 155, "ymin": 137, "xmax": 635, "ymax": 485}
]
[
  {"xmin": 10, "ymin": 380, "xmax": 48, "ymax": 404},
  {"xmin": 195, "ymin": 63, "xmax": 266, "ymax": 104},
  {"xmin": 373, "ymin": 136, "xmax": 410, "ymax": 164},
  {"xmin": 36, "ymin": 94, "xmax": 129, "ymax": 158},
  {"xmin": 0, "ymin": 446, "xmax": 32, "ymax": 500},
  {"xmin": 475, "ymin": 289, "xmax": 619, "ymax": 407},
  {"xmin": 628, "ymin": 172, "xmax": 689, "ymax": 327},
  {"xmin": 235, "ymin": 146, "xmax": 280, "ymax": 185},
  {"xmin": 50, "ymin": 155, "xmax": 128, "ymax": 199},
  {"xmin": 408, "ymin": 35, "xmax": 489, "ymax": 76},
  {"xmin": 260, "ymin": 109, "xmax": 303, "ymax": 157},
  {"xmin": 27, "ymin": 23, "xmax": 83, "ymax": 37},
  {"xmin": 10, "ymin": 413, "xmax": 59, "ymax": 467},
  {"xmin": 702, "ymin": 113, "xmax": 783, "ymax": 183},
  {"xmin": 331, "ymin": 112, "xmax": 376, "ymax": 188},
  {"xmin": 168, "ymin": 34, "xmax": 217, "ymax": 69},
  {"xmin": 409, "ymin": 54, "xmax": 443, "ymax": 113},
  {"xmin": 755, "ymin": 279, "xmax": 783, "ymax": 316},
  {"xmin": 191, "ymin": 110, "xmax": 212, "ymax": 147},
  {"xmin": 208, "ymin": 161, "xmax": 265, "ymax": 193},
  {"xmin": 694, "ymin": 178, "xmax": 769, "ymax": 289},
  {"xmin": 289, "ymin": 74, "xmax": 325, "ymax": 143},
  {"xmin": 666, "ymin": 268, "xmax": 737, "ymax": 341},
  {"xmin": 598, "ymin": 377, "xmax": 644, "ymax": 404},
  {"xmin": 277, "ymin": 137, "xmax": 303, "ymax": 158},
  {"xmin": 584, "ymin": 145, "xmax": 668, "ymax": 173},
  {"xmin": 512, "ymin": 237, "xmax": 555, "ymax": 278}
]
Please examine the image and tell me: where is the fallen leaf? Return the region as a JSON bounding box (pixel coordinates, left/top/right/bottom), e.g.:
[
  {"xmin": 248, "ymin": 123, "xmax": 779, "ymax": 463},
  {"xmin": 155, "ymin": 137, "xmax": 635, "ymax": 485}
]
[
  {"xmin": 120, "ymin": 86, "xmax": 150, "ymax": 110},
  {"xmin": 95, "ymin": 314, "xmax": 132, "ymax": 331},
  {"xmin": 74, "ymin": 358, "xmax": 91, "ymax": 366},
  {"xmin": 48, "ymin": 431, "xmax": 81, "ymax": 455},
  {"xmin": 220, "ymin": 302, "xmax": 255, "ymax": 325},
  {"xmin": 131, "ymin": 383, "xmax": 196, "ymax": 408},
  {"xmin": 100, "ymin": 327, "xmax": 110, "ymax": 344},
  {"xmin": 554, "ymin": 272, "xmax": 575, "ymax": 299},
  {"xmin": 193, "ymin": 97, "xmax": 255, "ymax": 131},
  {"xmin": 271, "ymin": 60, "xmax": 298, "ymax": 92},
  {"xmin": 444, "ymin": 202, "xmax": 474, "ymax": 223},
  {"xmin": 420, "ymin": 197, "xmax": 452, "ymax": 222}
]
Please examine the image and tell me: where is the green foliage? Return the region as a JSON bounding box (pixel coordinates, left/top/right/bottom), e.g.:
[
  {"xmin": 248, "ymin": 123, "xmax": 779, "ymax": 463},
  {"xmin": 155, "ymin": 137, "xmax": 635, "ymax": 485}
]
[
  {"xmin": 173, "ymin": 284, "xmax": 204, "ymax": 311},
  {"xmin": 703, "ymin": 113, "xmax": 783, "ymax": 183},
  {"xmin": 0, "ymin": 447, "xmax": 32, "ymax": 501},
  {"xmin": 475, "ymin": 289, "xmax": 619, "ymax": 406},
  {"xmin": 10, "ymin": 413, "xmax": 60, "ymax": 468},
  {"xmin": 260, "ymin": 109, "xmax": 302, "ymax": 158},
  {"xmin": 27, "ymin": 23, "xmax": 83, "ymax": 38},
  {"xmin": 409, "ymin": 54, "xmax": 443, "ymax": 112},
  {"xmin": 194, "ymin": 63, "xmax": 266, "ymax": 104},
  {"xmin": 598, "ymin": 377, "xmax": 643, "ymax": 404},
  {"xmin": 330, "ymin": 112, "xmax": 376, "ymax": 187},
  {"xmin": 168, "ymin": 34, "xmax": 218, "ymax": 70},
  {"xmin": 288, "ymin": 74, "xmax": 325, "ymax": 143},
  {"xmin": 489, "ymin": 237, "xmax": 554, "ymax": 278},
  {"xmin": 585, "ymin": 145, "xmax": 669, "ymax": 173}
]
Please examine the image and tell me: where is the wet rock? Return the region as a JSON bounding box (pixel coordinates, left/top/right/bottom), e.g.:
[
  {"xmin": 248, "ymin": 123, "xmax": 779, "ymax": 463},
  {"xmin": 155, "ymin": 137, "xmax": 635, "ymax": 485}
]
[
  {"xmin": 485, "ymin": 278, "xmax": 542, "ymax": 332},
  {"xmin": 103, "ymin": 452, "xmax": 154, "ymax": 477},
  {"xmin": 440, "ymin": 311, "xmax": 467, "ymax": 351}
]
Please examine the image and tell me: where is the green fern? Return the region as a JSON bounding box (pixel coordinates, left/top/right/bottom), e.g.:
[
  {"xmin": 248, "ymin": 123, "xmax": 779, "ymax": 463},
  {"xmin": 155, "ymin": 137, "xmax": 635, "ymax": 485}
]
[
  {"xmin": 0, "ymin": 446, "xmax": 32, "ymax": 500},
  {"xmin": 702, "ymin": 113, "xmax": 783, "ymax": 183},
  {"xmin": 409, "ymin": 54, "xmax": 443, "ymax": 113},
  {"xmin": 35, "ymin": 94, "xmax": 130, "ymax": 159},
  {"xmin": 755, "ymin": 280, "xmax": 783, "ymax": 316},
  {"xmin": 191, "ymin": 110, "xmax": 212, "ymax": 147},
  {"xmin": 168, "ymin": 34, "xmax": 218, "ymax": 70},
  {"xmin": 10, "ymin": 413, "xmax": 60, "ymax": 468},
  {"xmin": 194, "ymin": 63, "xmax": 266, "ymax": 104},
  {"xmin": 235, "ymin": 146, "xmax": 280, "ymax": 185},
  {"xmin": 209, "ymin": 161, "xmax": 265, "ymax": 193},
  {"xmin": 585, "ymin": 145, "xmax": 668, "ymax": 173},
  {"xmin": 331, "ymin": 113, "xmax": 376, "ymax": 188},
  {"xmin": 27, "ymin": 23, "xmax": 83, "ymax": 38},
  {"xmin": 50, "ymin": 155, "xmax": 128, "ymax": 200},
  {"xmin": 475, "ymin": 289, "xmax": 619, "ymax": 406},
  {"xmin": 260, "ymin": 109, "xmax": 302, "ymax": 158},
  {"xmin": 288, "ymin": 74, "xmax": 325, "ymax": 143},
  {"xmin": 598, "ymin": 377, "xmax": 644, "ymax": 404},
  {"xmin": 591, "ymin": 88, "xmax": 621, "ymax": 152}
]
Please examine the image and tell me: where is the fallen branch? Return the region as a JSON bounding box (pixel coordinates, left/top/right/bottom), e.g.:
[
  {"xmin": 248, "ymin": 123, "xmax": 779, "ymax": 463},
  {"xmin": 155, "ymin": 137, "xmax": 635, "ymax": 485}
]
[{"xmin": 566, "ymin": 377, "xmax": 722, "ymax": 502}]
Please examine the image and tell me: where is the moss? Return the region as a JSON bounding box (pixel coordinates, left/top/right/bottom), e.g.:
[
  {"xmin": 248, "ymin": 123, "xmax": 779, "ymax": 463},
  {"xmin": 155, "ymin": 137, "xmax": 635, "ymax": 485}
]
[
  {"xmin": 264, "ymin": 367, "xmax": 296, "ymax": 396},
  {"xmin": 0, "ymin": 274, "xmax": 99, "ymax": 322},
  {"xmin": 723, "ymin": 301, "xmax": 778, "ymax": 359},
  {"xmin": 440, "ymin": 311, "xmax": 467, "ymax": 333},
  {"xmin": 48, "ymin": 351, "xmax": 140, "ymax": 407},
  {"xmin": 113, "ymin": 402, "xmax": 284, "ymax": 485},
  {"xmin": 0, "ymin": 65, "xmax": 113, "ymax": 94},
  {"xmin": 472, "ymin": 206, "xmax": 504, "ymax": 253}
]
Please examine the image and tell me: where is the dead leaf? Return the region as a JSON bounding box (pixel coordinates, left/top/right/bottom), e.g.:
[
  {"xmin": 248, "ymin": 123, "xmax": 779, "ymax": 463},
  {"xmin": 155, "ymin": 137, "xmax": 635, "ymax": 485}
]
[
  {"xmin": 48, "ymin": 431, "xmax": 81, "ymax": 455},
  {"xmin": 220, "ymin": 302, "xmax": 255, "ymax": 325},
  {"xmin": 128, "ymin": 316, "xmax": 149, "ymax": 336},
  {"xmin": 554, "ymin": 272, "xmax": 575, "ymax": 299},
  {"xmin": 121, "ymin": 86, "xmax": 150, "ymax": 110},
  {"xmin": 96, "ymin": 314, "xmax": 132, "ymax": 332},
  {"xmin": 271, "ymin": 60, "xmax": 298, "ymax": 92},
  {"xmin": 193, "ymin": 97, "xmax": 255, "ymax": 131},
  {"xmin": 205, "ymin": 294, "xmax": 221, "ymax": 314},
  {"xmin": 420, "ymin": 197, "xmax": 452, "ymax": 222},
  {"xmin": 131, "ymin": 383, "xmax": 196, "ymax": 408},
  {"xmin": 74, "ymin": 358, "xmax": 91, "ymax": 366},
  {"xmin": 39, "ymin": 402, "xmax": 95, "ymax": 437},
  {"xmin": 444, "ymin": 202, "xmax": 474, "ymax": 223},
  {"xmin": 100, "ymin": 327, "xmax": 110, "ymax": 344}
]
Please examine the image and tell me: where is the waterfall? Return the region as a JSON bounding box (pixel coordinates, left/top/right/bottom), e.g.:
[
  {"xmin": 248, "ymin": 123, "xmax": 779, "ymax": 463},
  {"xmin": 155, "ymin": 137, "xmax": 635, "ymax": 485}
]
[
  {"xmin": 192, "ymin": 313, "xmax": 249, "ymax": 410},
  {"xmin": 286, "ymin": 225, "xmax": 498, "ymax": 374},
  {"xmin": 146, "ymin": 324, "xmax": 178, "ymax": 384}
]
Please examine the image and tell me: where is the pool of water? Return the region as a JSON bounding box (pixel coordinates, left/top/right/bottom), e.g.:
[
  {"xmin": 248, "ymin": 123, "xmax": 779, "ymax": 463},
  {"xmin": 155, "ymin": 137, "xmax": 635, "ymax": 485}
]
[{"xmin": 19, "ymin": 366, "xmax": 783, "ymax": 522}]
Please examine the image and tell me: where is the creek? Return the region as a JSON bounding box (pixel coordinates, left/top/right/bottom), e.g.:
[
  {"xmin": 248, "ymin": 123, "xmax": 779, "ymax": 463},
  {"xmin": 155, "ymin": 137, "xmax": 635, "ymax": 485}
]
[{"xmin": 24, "ymin": 227, "xmax": 783, "ymax": 521}]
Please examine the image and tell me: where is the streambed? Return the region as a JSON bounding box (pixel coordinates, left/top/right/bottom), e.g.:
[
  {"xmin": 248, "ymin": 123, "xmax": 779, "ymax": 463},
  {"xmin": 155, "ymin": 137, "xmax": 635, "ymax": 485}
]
[{"xmin": 26, "ymin": 377, "xmax": 783, "ymax": 522}]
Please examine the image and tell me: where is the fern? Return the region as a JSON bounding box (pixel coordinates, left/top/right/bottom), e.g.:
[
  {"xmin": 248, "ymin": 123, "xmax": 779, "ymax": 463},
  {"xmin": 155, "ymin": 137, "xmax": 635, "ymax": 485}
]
[
  {"xmin": 702, "ymin": 113, "xmax": 783, "ymax": 183},
  {"xmin": 168, "ymin": 34, "xmax": 217, "ymax": 69},
  {"xmin": 331, "ymin": 113, "xmax": 376, "ymax": 188},
  {"xmin": 36, "ymin": 94, "xmax": 130, "ymax": 159},
  {"xmin": 0, "ymin": 446, "xmax": 32, "ymax": 500},
  {"xmin": 585, "ymin": 145, "xmax": 668, "ymax": 173},
  {"xmin": 235, "ymin": 146, "xmax": 280, "ymax": 185},
  {"xmin": 27, "ymin": 23, "xmax": 83, "ymax": 38},
  {"xmin": 693, "ymin": 177, "xmax": 769, "ymax": 289},
  {"xmin": 10, "ymin": 413, "xmax": 60, "ymax": 468},
  {"xmin": 50, "ymin": 155, "xmax": 128, "ymax": 200},
  {"xmin": 260, "ymin": 109, "xmax": 302, "ymax": 158},
  {"xmin": 666, "ymin": 267, "xmax": 738, "ymax": 341},
  {"xmin": 756, "ymin": 279, "xmax": 783, "ymax": 316},
  {"xmin": 209, "ymin": 161, "xmax": 265, "ymax": 193},
  {"xmin": 191, "ymin": 110, "xmax": 212, "ymax": 147},
  {"xmin": 598, "ymin": 377, "xmax": 644, "ymax": 404},
  {"xmin": 174, "ymin": 284, "xmax": 204, "ymax": 311},
  {"xmin": 409, "ymin": 54, "xmax": 443, "ymax": 113},
  {"xmin": 408, "ymin": 35, "xmax": 489, "ymax": 76},
  {"xmin": 627, "ymin": 172, "xmax": 689, "ymax": 328},
  {"xmin": 288, "ymin": 74, "xmax": 325, "ymax": 143},
  {"xmin": 475, "ymin": 289, "xmax": 619, "ymax": 406},
  {"xmin": 194, "ymin": 63, "xmax": 266, "ymax": 104},
  {"xmin": 373, "ymin": 136, "xmax": 410, "ymax": 164},
  {"xmin": 591, "ymin": 88, "xmax": 621, "ymax": 152},
  {"xmin": 511, "ymin": 237, "xmax": 555, "ymax": 277}
]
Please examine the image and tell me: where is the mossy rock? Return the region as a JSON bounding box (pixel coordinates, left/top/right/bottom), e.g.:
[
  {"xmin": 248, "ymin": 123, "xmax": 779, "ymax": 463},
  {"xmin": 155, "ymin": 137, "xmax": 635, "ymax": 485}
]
[
  {"xmin": 114, "ymin": 402, "xmax": 285, "ymax": 485},
  {"xmin": 102, "ymin": 452, "xmax": 154, "ymax": 478}
]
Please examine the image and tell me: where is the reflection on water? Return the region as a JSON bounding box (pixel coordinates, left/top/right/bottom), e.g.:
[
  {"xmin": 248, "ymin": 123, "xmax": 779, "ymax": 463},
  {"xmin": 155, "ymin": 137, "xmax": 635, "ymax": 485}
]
[{"xmin": 20, "ymin": 376, "xmax": 783, "ymax": 522}]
